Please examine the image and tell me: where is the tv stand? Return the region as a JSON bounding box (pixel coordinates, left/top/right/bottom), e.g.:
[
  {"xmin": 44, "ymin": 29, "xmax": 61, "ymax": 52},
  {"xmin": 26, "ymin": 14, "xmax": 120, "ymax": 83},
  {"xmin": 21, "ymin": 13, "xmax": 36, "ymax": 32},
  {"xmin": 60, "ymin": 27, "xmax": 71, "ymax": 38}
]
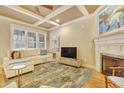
[{"xmin": 59, "ymin": 58, "xmax": 82, "ymax": 67}]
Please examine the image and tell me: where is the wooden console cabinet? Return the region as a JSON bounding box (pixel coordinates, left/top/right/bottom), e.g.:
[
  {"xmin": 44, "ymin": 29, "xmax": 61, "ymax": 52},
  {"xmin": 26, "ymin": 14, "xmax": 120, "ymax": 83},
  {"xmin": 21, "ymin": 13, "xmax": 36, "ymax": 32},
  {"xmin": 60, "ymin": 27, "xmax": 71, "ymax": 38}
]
[{"xmin": 59, "ymin": 58, "xmax": 82, "ymax": 67}]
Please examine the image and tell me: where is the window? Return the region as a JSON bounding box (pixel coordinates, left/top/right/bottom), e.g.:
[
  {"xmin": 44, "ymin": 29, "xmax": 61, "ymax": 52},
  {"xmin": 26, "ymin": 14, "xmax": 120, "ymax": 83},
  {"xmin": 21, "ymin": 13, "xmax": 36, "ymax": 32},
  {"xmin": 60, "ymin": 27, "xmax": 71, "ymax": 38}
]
[
  {"xmin": 11, "ymin": 24, "xmax": 47, "ymax": 50},
  {"xmin": 27, "ymin": 32, "xmax": 36, "ymax": 48},
  {"xmin": 38, "ymin": 33, "xmax": 46, "ymax": 49},
  {"xmin": 12, "ymin": 29, "xmax": 25, "ymax": 50},
  {"xmin": 50, "ymin": 30, "xmax": 59, "ymax": 52}
]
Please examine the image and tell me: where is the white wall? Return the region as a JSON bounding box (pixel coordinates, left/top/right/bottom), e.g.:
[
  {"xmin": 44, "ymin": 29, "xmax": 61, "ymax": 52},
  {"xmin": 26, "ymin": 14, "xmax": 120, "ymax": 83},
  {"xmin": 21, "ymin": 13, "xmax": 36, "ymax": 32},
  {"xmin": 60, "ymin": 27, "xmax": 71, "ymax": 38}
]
[
  {"xmin": 0, "ymin": 18, "xmax": 48, "ymax": 65},
  {"xmin": 0, "ymin": 19, "xmax": 11, "ymax": 65},
  {"xmin": 51, "ymin": 16, "xmax": 98, "ymax": 67}
]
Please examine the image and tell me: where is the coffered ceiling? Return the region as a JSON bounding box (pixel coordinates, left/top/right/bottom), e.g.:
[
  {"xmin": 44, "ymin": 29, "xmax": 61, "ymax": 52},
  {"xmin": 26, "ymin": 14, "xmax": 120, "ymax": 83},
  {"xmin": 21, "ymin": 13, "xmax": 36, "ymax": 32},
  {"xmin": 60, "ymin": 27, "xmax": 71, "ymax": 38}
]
[
  {"xmin": 0, "ymin": 5, "xmax": 106, "ymax": 30},
  {"xmin": 85, "ymin": 5, "xmax": 100, "ymax": 14},
  {"xmin": 0, "ymin": 6, "xmax": 39, "ymax": 24},
  {"xmin": 20, "ymin": 5, "xmax": 61, "ymax": 17},
  {"xmin": 50, "ymin": 6, "xmax": 84, "ymax": 25}
]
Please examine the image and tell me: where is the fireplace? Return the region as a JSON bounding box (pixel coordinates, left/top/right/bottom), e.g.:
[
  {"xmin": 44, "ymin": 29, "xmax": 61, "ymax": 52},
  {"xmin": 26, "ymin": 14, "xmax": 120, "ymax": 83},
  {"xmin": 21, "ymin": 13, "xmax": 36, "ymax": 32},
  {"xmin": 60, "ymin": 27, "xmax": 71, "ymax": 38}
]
[{"xmin": 102, "ymin": 54, "xmax": 124, "ymax": 77}]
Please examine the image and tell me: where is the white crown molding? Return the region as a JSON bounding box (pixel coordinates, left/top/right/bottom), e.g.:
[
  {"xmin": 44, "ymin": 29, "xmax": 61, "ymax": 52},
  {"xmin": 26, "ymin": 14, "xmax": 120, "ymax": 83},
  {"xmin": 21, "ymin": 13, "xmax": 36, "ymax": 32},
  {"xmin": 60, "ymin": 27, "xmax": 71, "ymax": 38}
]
[
  {"xmin": 76, "ymin": 5, "xmax": 89, "ymax": 16},
  {"xmin": 93, "ymin": 5, "xmax": 107, "ymax": 16},
  {"xmin": 47, "ymin": 20, "xmax": 60, "ymax": 26},
  {"xmin": 49, "ymin": 25, "xmax": 60, "ymax": 31},
  {"xmin": 0, "ymin": 15, "xmax": 49, "ymax": 31},
  {"xmin": 34, "ymin": 20, "xmax": 46, "ymax": 26}
]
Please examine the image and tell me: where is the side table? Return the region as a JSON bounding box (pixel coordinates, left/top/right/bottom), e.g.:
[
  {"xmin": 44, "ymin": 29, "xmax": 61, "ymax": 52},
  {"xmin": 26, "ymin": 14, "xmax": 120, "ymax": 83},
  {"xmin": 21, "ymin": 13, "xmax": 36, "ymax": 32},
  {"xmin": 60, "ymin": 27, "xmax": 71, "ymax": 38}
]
[{"xmin": 11, "ymin": 64, "xmax": 26, "ymax": 88}]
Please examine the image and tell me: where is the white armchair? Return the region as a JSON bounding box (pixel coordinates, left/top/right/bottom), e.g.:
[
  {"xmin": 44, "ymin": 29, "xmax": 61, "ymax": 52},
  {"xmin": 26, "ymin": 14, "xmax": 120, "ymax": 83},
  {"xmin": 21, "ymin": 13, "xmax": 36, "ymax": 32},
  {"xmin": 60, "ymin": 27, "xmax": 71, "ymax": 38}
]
[{"xmin": 106, "ymin": 76, "xmax": 124, "ymax": 88}]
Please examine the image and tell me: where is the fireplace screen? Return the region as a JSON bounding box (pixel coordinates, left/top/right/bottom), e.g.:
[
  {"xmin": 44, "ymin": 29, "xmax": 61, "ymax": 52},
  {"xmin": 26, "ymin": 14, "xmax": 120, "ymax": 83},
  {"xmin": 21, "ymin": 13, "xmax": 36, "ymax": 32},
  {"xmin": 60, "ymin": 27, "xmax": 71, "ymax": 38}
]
[{"xmin": 102, "ymin": 55, "xmax": 124, "ymax": 77}]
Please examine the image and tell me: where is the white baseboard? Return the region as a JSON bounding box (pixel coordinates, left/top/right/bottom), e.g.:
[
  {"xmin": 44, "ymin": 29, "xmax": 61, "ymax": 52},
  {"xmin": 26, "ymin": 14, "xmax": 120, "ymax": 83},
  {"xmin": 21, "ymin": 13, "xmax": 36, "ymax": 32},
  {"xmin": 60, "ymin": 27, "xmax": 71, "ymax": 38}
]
[{"xmin": 82, "ymin": 64, "xmax": 96, "ymax": 70}]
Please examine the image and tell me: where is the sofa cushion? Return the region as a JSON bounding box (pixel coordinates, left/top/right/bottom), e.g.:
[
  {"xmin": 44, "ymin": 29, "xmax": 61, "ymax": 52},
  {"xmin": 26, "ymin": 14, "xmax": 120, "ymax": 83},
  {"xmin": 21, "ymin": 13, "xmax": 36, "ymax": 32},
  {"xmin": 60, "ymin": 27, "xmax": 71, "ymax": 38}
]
[
  {"xmin": 28, "ymin": 55, "xmax": 42, "ymax": 61},
  {"xmin": 8, "ymin": 58, "xmax": 32, "ymax": 66},
  {"xmin": 7, "ymin": 51, "xmax": 22, "ymax": 60},
  {"xmin": 21, "ymin": 49, "xmax": 40, "ymax": 58}
]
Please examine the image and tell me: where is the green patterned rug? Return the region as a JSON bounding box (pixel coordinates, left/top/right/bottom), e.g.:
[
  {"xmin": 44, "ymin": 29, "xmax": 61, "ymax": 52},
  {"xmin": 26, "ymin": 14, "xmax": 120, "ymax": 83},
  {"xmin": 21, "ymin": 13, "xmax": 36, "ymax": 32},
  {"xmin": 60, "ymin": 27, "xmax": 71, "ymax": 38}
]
[{"xmin": 6, "ymin": 62, "xmax": 93, "ymax": 88}]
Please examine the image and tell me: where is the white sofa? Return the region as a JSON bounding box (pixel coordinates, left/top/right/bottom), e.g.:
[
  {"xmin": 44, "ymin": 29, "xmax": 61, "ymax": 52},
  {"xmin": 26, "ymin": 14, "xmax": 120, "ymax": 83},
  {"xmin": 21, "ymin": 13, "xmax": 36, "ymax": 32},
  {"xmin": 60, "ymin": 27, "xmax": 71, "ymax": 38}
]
[
  {"xmin": 3, "ymin": 49, "xmax": 53, "ymax": 78},
  {"xmin": 20, "ymin": 50, "xmax": 53, "ymax": 65}
]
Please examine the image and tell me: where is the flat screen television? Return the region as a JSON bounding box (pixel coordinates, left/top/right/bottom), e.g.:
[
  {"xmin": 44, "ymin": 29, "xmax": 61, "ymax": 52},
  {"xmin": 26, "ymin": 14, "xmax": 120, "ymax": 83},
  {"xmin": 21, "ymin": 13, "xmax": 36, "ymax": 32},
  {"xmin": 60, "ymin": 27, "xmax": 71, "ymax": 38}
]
[{"xmin": 61, "ymin": 47, "xmax": 77, "ymax": 59}]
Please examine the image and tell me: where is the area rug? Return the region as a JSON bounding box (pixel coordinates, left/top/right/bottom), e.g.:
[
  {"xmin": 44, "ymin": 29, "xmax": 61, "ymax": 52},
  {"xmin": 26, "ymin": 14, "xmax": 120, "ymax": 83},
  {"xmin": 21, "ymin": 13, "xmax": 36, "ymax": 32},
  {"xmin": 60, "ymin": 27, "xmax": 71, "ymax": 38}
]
[{"xmin": 6, "ymin": 62, "xmax": 93, "ymax": 88}]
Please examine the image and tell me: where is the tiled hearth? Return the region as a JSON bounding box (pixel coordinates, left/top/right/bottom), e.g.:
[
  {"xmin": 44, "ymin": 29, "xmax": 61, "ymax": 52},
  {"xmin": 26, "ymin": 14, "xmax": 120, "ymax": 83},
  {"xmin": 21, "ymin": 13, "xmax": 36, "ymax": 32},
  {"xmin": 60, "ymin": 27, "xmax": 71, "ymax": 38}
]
[{"xmin": 102, "ymin": 54, "xmax": 124, "ymax": 77}]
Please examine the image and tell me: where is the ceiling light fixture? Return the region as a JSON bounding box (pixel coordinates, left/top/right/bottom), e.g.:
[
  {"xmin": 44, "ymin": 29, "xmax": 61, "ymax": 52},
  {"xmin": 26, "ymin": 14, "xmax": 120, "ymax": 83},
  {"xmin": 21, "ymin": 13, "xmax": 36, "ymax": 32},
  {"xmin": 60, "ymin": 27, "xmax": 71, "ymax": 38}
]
[{"xmin": 56, "ymin": 19, "xmax": 60, "ymax": 23}]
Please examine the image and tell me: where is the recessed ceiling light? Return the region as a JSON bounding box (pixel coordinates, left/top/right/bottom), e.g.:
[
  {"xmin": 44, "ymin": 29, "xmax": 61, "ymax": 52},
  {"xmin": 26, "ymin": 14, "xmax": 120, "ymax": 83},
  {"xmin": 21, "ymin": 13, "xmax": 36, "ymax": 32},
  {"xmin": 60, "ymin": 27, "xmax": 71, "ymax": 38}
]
[{"xmin": 56, "ymin": 19, "xmax": 60, "ymax": 23}]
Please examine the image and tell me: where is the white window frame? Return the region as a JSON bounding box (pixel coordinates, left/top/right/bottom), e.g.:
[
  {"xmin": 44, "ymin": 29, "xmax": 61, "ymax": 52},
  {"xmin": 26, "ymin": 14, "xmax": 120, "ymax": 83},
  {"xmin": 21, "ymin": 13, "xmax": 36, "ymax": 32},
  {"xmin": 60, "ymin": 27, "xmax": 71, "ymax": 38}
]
[
  {"xmin": 11, "ymin": 24, "xmax": 27, "ymax": 51},
  {"xmin": 11, "ymin": 24, "xmax": 47, "ymax": 51},
  {"xmin": 38, "ymin": 32, "xmax": 47, "ymax": 50},
  {"xmin": 27, "ymin": 31, "xmax": 37, "ymax": 50}
]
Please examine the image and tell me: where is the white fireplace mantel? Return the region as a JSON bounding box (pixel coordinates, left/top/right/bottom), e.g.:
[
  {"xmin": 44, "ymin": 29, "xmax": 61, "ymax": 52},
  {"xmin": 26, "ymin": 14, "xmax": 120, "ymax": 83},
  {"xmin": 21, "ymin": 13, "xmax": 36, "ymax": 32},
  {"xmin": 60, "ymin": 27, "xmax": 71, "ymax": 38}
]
[{"xmin": 94, "ymin": 29, "xmax": 124, "ymax": 72}]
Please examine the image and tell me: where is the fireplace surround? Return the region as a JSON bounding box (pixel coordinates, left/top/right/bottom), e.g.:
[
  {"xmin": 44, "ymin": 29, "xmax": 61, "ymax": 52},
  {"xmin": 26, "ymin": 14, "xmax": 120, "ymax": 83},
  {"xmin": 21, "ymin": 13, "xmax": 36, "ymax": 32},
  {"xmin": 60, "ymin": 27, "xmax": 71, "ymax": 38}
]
[{"xmin": 94, "ymin": 28, "xmax": 124, "ymax": 72}]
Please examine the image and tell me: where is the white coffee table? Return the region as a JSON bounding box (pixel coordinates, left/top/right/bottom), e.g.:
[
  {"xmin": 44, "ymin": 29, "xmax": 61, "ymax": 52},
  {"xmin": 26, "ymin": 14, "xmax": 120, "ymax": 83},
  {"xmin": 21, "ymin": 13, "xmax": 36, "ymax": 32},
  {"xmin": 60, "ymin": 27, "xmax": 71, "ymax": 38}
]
[{"xmin": 11, "ymin": 64, "xmax": 26, "ymax": 88}]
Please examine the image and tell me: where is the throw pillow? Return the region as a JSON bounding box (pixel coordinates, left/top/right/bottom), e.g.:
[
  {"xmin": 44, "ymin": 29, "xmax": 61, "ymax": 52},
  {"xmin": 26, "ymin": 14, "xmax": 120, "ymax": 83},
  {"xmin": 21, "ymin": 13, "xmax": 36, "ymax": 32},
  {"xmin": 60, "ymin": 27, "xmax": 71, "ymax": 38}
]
[
  {"xmin": 11, "ymin": 51, "xmax": 21, "ymax": 59},
  {"xmin": 40, "ymin": 49, "xmax": 47, "ymax": 55}
]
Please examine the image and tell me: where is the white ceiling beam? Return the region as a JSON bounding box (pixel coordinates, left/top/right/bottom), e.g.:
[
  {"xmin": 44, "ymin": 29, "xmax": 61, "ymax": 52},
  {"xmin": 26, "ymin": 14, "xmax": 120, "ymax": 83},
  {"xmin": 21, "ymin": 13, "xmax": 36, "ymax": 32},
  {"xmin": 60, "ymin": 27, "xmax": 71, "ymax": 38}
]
[
  {"xmin": 34, "ymin": 20, "xmax": 60, "ymax": 26},
  {"xmin": 34, "ymin": 5, "xmax": 73, "ymax": 26},
  {"xmin": 93, "ymin": 5, "xmax": 107, "ymax": 16},
  {"xmin": 34, "ymin": 20, "xmax": 46, "ymax": 26},
  {"xmin": 45, "ymin": 5, "xmax": 74, "ymax": 20},
  {"xmin": 76, "ymin": 5, "xmax": 89, "ymax": 16},
  {"xmin": 47, "ymin": 20, "xmax": 60, "ymax": 26},
  {"xmin": 4, "ymin": 5, "xmax": 60, "ymax": 27}
]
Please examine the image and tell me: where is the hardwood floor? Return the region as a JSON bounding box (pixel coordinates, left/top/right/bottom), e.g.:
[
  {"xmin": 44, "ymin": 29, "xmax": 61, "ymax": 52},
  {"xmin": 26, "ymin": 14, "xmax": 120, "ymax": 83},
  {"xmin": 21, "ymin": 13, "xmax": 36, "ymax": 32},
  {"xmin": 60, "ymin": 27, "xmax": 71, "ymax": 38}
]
[
  {"xmin": 0, "ymin": 67, "xmax": 5, "ymax": 87},
  {"xmin": 0, "ymin": 65, "xmax": 106, "ymax": 88},
  {"xmin": 83, "ymin": 70, "xmax": 106, "ymax": 88}
]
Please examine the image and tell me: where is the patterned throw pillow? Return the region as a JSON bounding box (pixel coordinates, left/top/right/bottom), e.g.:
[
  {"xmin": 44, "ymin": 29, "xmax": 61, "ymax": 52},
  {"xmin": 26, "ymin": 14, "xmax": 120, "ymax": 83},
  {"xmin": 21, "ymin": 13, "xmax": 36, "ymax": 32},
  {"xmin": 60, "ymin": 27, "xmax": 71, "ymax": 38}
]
[
  {"xmin": 11, "ymin": 51, "xmax": 21, "ymax": 59},
  {"xmin": 7, "ymin": 50, "xmax": 22, "ymax": 60}
]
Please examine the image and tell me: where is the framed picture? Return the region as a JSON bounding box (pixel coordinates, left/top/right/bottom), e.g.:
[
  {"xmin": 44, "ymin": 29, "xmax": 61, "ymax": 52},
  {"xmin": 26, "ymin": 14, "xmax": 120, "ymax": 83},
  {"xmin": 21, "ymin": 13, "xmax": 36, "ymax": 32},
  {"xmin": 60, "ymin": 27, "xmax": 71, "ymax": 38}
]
[{"xmin": 98, "ymin": 5, "xmax": 124, "ymax": 34}]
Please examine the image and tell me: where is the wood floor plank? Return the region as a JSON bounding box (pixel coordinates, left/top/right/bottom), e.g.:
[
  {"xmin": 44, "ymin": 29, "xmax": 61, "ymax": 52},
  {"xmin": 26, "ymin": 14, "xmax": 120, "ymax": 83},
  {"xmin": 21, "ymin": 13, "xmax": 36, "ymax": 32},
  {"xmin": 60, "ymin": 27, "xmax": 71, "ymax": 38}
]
[{"xmin": 0, "ymin": 67, "xmax": 5, "ymax": 87}]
